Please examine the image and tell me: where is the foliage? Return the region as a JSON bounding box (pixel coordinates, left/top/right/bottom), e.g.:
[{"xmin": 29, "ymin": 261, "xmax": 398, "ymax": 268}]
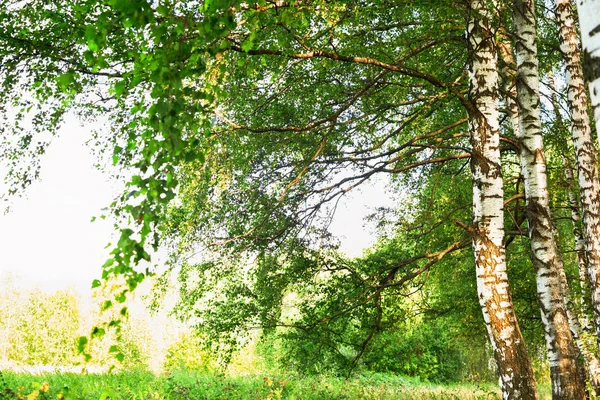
[
  {"xmin": 0, "ymin": 286, "xmax": 81, "ymax": 367},
  {"xmin": 360, "ymin": 322, "xmax": 465, "ymax": 383},
  {"xmin": 162, "ymin": 332, "xmax": 216, "ymax": 374},
  {"xmin": 0, "ymin": 279, "xmax": 502, "ymax": 383}
]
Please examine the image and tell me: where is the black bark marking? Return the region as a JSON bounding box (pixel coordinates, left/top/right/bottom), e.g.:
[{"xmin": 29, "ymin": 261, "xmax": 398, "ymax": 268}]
[{"xmin": 583, "ymin": 49, "xmax": 600, "ymax": 82}]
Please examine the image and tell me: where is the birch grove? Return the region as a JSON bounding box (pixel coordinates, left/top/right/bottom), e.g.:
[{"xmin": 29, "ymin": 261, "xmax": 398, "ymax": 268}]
[
  {"xmin": 512, "ymin": 0, "xmax": 585, "ymax": 397},
  {"xmin": 467, "ymin": 1, "xmax": 538, "ymax": 398},
  {"xmin": 554, "ymin": 0, "xmax": 600, "ymax": 360},
  {"xmin": 4, "ymin": 0, "xmax": 600, "ymax": 398}
]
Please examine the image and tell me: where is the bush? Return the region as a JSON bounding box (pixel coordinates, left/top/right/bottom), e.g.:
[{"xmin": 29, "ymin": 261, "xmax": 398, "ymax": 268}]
[
  {"xmin": 361, "ymin": 322, "xmax": 466, "ymax": 383},
  {"xmin": 162, "ymin": 332, "xmax": 217, "ymax": 373}
]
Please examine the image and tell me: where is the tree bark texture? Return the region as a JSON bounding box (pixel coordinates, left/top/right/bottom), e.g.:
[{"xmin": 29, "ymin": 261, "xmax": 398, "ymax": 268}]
[
  {"xmin": 556, "ymin": 0, "xmax": 600, "ymax": 356},
  {"xmin": 548, "ymin": 66, "xmax": 600, "ymax": 390},
  {"xmin": 512, "ymin": 0, "xmax": 586, "ymax": 397},
  {"xmin": 564, "ymin": 164, "xmax": 595, "ymax": 333},
  {"xmin": 573, "ymin": 0, "xmax": 600, "ymax": 138},
  {"xmin": 467, "ymin": 2, "xmax": 538, "ymax": 399},
  {"xmin": 502, "ymin": 38, "xmax": 596, "ymax": 394},
  {"xmin": 564, "ymin": 162, "xmax": 600, "ymax": 391}
]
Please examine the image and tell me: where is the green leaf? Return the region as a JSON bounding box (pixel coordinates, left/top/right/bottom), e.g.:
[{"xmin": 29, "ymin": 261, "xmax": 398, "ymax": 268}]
[
  {"xmin": 84, "ymin": 26, "xmax": 100, "ymax": 52},
  {"xmin": 91, "ymin": 279, "xmax": 101, "ymax": 289},
  {"xmin": 56, "ymin": 72, "xmax": 74, "ymax": 90},
  {"xmin": 156, "ymin": 5, "xmax": 168, "ymax": 15},
  {"xmin": 84, "ymin": 25, "xmax": 96, "ymax": 41},
  {"xmin": 91, "ymin": 326, "xmax": 105, "ymax": 338},
  {"xmin": 87, "ymin": 38, "xmax": 99, "ymax": 52},
  {"xmin": 77, "ymin": 336, "xmax": 88, "ymax": 353},
  {"xmin": 114, "ymin": 79, "xmax": 127, "ymax": 96},
  {"xmin": 115, "ymin": 353, "xmax": 125, "ymax": 362},
  {"xmin": 116, "ymin": 291, "xmax": 127, "ymax": 303},
  {"xmin": 241, "ymin": 39, "xmax": 253, "ymax": 52}
]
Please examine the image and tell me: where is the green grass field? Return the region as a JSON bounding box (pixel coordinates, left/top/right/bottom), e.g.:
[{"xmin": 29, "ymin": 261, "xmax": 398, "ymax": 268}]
[{"xmin": 0, "ymin": 371, "xmax": 553, "ymax": 400}]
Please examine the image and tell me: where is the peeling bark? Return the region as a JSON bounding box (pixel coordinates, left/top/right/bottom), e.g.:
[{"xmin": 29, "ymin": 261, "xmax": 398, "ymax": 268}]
[
  {"xmin": 467, "ymin": 2, "xmax": 538, "ymax": 399},
  {"xmin": 511, "ymin": 0, "xmax": 586, "ymax": 397}
]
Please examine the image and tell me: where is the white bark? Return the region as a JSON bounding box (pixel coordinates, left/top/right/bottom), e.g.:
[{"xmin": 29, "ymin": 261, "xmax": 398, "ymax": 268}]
[
  {"xmin": 467, "ymin": 1, "xmax": 538, "ymax": 399},
  {"xmin": 565, "ymin": 163, "xmax": 600, "ymax": 390},
  {"xmin": 574, "ymin": 0, "xmax": 600, "ymax": 139},
  {"xmin": 512, "ymin": 0, "xmax": 585, "ymax": 397},
  {"xmin": 564, "ymin": 162, "xmax": 594, "ymax": 332},
  {"xmin": 556, "ymin": 0, "xmax": 600, "ymax": 356},
  {"xmin": 549, "ymin": 68, "xmax": 600, "ymax": 394},
  {"xmin": 551, "ymin": 64, "xmax": 600, "ymax": 387}
]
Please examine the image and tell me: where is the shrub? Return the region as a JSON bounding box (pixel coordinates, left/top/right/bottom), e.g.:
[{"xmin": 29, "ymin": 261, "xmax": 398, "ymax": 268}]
[{"xmin": 162, "ymin": 332, "xmax": 216, "ymax": 373}]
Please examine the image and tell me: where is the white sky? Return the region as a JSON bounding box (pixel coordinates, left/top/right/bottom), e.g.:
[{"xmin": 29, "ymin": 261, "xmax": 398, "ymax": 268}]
[
  {"xmin": 0, "ymin": 115, "xmax": 393, "ymax": 294},
  {"xmin": 0, "ymin": 115, "xmax": 116, "ymax": 293}
]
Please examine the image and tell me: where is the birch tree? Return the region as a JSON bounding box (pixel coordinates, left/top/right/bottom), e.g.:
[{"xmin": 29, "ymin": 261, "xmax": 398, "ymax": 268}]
[
  {"xmin": 564, "ymin": 162, "xmax": 600, "ymax": 389},
  {"xmin": 573, "ymin": 0, "xmax": 600, "ymax": 138},
  {"xmin": 548, "ymin": 61, "xmax": 600, "ymax": 388},
  {"xmin": 467, "ymin": 1, "xmax": 538, "ymax": 398},
  {"xmin": 555, "ymin": 0, "xmax": 600, "ymax": 359},
  {"xmin": 511, "ymin": 0, "xmax": 585, "ymax": 397}
]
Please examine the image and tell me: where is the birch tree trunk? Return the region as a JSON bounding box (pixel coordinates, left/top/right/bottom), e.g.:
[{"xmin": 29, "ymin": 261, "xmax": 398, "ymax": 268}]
[
  {"xmin": 512, "ymin": 0, "xmax": 586, "ymax": 397},
  {"xmin": 555, "ymin": 0, "xmax": 600, "ymax": 352},
  {"xmin": 564, "ymin": 164, "xmax": 595, "ymax": 334},
  {"xmin": 564, "ymin": 163, "xmax": 600, "ymax": 390},
  {"xmin": 548, "ymin": 63, "xmax": 600, "ymax": 389},
  {"xmin": 573, "ymin": 0, "xmax": 600, "ymax": 138},
  {"xmin": 501, "ymin": 37, "xmax": 597, "ymax": 392},
  {"xmin": 467, "ymin": 2, "xmax": 538, "ymax": 399}
]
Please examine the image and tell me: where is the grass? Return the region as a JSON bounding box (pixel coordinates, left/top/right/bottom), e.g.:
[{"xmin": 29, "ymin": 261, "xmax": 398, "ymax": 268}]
[{"xmin": 0, "ymin": 371, "xmax": 552, "ymax": 400}]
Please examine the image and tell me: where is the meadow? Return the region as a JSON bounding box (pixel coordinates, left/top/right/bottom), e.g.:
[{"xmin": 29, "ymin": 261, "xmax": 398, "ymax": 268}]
[{"xmin": 0, "ymin": 371, "xmax": 538, "ymax": 400}]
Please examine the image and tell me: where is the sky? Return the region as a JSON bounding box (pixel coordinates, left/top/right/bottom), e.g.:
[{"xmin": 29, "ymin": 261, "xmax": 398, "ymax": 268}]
[
  {"xmin": 0, "ymin": 115, "xmax": 116, "ymax": 293},
  {"xmin": 0, "ymin": 115, "xmax": 394, "ymax": 294}
]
